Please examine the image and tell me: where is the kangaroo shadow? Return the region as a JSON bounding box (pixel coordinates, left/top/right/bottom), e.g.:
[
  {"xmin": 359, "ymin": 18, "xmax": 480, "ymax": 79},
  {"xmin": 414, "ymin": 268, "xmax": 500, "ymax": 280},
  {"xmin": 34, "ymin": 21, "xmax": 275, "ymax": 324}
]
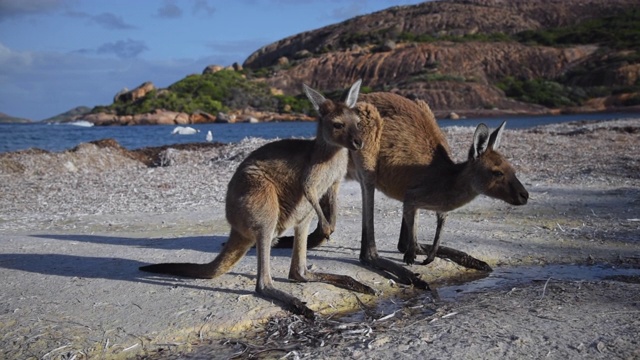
[
  {"xmin": 31, "ymin": 234, "xmax": 225, "ymax": 251},
  {"xmin": 4, "ymin": 233, "xmax": 338, "ymax": 295},
  {"xmin": 0, "ymin": 252, "xmax": 255, "ymax": 296}
]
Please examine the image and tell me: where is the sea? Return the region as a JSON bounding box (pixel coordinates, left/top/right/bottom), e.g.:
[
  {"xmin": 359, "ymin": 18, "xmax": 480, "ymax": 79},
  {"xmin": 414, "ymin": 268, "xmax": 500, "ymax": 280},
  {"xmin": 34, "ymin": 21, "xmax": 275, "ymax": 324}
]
[{"xmin": 0, "ymin": 112, "xmax": 637, "ymax": 154}]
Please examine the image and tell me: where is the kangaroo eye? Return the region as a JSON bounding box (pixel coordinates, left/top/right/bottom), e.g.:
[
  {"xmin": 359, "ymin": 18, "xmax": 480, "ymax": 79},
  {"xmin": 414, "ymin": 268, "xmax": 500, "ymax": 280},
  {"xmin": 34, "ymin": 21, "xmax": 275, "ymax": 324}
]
[
  {"xmin": 333, "ymin": 122, "xmax": 345, "ymax": 129},
  {"xmin": 493, "ymin": 170, "xmax": 504, "ymax": 177}
]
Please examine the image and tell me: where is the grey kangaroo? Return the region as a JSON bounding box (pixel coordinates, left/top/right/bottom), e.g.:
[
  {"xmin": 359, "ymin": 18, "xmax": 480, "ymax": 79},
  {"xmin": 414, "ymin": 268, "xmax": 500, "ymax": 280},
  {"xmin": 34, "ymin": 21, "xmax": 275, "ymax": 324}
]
[
  {"xmin": 278, "ymin": 92, "xmax": 528, "ymax": 288},
  {"xmin": 140, "ymin": 80, "xmax": 375, "ymax": 318}
]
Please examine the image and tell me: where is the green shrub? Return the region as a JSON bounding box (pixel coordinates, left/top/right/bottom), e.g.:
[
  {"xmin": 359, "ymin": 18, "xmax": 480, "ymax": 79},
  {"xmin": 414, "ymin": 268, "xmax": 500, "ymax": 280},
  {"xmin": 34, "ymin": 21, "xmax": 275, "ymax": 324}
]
[
  {"xmin": 514, "ymin": 10, "xmax": 640, "ymax": 49},
  {"xmin": 99, "ymin": 70, "xmax": 278, "ymax": 115},
  {"xmin": 497, "ymin": 77, "xmax": 587, "ymax": 107}
]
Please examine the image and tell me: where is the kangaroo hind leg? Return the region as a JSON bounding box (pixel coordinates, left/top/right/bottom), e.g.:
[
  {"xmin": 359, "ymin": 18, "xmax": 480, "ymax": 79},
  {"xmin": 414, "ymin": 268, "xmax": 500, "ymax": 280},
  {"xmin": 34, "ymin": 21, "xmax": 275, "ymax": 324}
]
[
  {"xmin": 288, "ymin": 214, "xmax": 377, "ymax": 295},
  {"xmin": 253, "ymin": 205, "xmax": 315, "ymax": 319}
]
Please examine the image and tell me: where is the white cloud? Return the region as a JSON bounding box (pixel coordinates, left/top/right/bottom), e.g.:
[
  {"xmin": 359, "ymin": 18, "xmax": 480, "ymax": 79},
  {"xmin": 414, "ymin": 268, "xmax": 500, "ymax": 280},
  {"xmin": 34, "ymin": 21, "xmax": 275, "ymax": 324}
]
[
  {"xmin": 97, "ymin": 39, "xmax": 148, "ymax": 59},
  {"xmin": 91, "ymin": 12, "xmax": 136, "ymax": 29}
]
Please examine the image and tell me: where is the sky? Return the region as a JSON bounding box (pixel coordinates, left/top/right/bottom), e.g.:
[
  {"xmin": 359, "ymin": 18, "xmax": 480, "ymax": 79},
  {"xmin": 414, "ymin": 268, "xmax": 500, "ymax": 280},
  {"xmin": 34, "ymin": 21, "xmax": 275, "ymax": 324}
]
[{"xmin": 0, "ymin": 0, "xmax": 425, "ymax": 121}]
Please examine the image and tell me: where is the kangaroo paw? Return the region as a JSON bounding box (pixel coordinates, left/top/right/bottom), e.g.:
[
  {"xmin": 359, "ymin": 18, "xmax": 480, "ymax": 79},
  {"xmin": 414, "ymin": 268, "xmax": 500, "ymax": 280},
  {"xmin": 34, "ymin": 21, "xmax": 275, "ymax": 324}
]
[
  {"xmin": 257, "ymin": 286, "xmax": 315, "ymax": 320},
  {"xmin": 419, "ymin": 243, "xmax": 492, "ymax": 272},
  {"xmin": 361, "ymin": 256, "xmax": 430, "ymax": 290},
  {"xmin": 303, "ymin": 272, "xmax": 378, "ymax": 295}
]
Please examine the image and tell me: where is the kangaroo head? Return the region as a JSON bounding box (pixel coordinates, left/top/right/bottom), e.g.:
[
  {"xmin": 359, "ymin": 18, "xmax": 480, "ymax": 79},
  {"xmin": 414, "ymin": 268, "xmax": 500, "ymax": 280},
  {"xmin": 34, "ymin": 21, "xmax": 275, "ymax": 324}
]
[
  {"xmin": 467, "ymin": 121, "xmax": 529, "ymax": 206},
  {"xmin": 303, "ymin": 79, "xmax": 364, "ymax": 151}
]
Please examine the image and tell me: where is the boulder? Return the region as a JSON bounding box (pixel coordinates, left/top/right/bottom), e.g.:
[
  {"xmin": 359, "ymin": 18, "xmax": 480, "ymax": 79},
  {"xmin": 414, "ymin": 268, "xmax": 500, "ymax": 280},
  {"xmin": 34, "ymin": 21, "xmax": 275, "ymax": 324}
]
[
  {"xmin": 380, "ymin": 40, "xmax": 396, "ymax": 52},
  {"xmin": 114, "ymin": 82, "xmax": 155, "ymax": 103},
  {"xmin": 277, "ymin": 56, "xmax": 289, "ymax": 66},
  {"xmin": 216, "ymin": 112, "xmax": 236, "ymax": 123},
  {"xmin": 203, "ymin": 65, "xmax": 224, "ymax": 74},
  {"xmin": 113, "ymin": 88, "xmax": 129, "ymax": 103},
  {"xmin": 190, "ymin": 111, "xmax": 216, "ymax": 124}
]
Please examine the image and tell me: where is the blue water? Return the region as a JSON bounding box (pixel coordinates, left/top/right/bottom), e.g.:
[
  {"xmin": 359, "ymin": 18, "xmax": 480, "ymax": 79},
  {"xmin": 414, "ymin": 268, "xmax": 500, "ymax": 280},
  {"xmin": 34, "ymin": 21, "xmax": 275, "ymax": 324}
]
[{"xmin": 0, "ymin": 112, "xmax": 637, "ymax": 153}]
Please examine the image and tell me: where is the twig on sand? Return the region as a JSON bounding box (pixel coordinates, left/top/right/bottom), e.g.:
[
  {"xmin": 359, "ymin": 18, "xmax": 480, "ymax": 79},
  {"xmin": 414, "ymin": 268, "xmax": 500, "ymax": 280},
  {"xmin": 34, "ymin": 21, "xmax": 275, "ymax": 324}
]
[
  {"xmin": 540, "ymin": 277, "xmax": 552, "ymax": 300},
  {"xmin": 42, "ymin": 344, "xmax": 70, "ymax": 359}
]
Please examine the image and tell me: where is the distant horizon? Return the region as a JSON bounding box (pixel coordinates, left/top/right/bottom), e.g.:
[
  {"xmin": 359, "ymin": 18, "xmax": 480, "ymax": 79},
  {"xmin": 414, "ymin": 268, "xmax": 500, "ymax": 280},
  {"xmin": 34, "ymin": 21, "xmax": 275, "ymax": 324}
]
[{"xmin": 0, "ymin": 0, "xmax": 426, "ymax": 121}]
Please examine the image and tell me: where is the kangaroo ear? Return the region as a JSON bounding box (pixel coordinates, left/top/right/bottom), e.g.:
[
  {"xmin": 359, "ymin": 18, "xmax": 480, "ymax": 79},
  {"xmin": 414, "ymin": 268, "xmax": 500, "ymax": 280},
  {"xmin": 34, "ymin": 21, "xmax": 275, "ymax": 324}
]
[
  {"xmin": 345, "ymin": 79, "xmax": 362, "ymax": 109},
  {"xmin": 488, "ymin": 121, "xmax": 506, "ymax": 151},
  {"xmin": 303, "ymin": 84, "xmax": 327, "ymax": 112},
  {"xmin": 469, "ymin": 123, "xmax": 489, "ymax": 159}
]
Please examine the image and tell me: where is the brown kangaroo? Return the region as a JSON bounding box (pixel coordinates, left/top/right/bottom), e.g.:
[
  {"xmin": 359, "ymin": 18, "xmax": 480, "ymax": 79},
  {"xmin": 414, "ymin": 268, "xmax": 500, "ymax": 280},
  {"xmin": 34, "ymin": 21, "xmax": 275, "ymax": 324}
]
[
  {"xmin": 139, "ymin": 80, "xmax": 375, "ymax": 318},
  {"xmin": 351, "ymin": 92, "xmax": 529, "ymax": 287},
  {"xmin": 279, "ymin": 92, "xmax": 528, "ymax": 288}
]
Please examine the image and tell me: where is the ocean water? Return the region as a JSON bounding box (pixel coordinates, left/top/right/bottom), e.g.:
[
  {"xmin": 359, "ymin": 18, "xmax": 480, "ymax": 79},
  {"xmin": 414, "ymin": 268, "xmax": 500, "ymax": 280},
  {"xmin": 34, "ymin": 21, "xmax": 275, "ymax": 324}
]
[{"xmin": 0, "ymin": 112, "xmax": 636, "ymax": 153}]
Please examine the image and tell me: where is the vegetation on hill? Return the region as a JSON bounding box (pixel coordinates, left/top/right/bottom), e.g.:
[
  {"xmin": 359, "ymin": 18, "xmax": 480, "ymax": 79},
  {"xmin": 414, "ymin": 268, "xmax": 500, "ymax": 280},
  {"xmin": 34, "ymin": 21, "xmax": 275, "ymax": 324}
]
[
  {"xmin": 336, "ymin": 10, "xmax": 640, "ymax": 50},
  {"xmin": 498, "ymin": 11, "xmax": 640, "ymax": 108},
  {"xmin": 514, "ymin": 10, "xmax": 640, "ymax": 49},
  {"xmin": 93, "ymin": 70, "xmax": 318, "ymax": 116}
]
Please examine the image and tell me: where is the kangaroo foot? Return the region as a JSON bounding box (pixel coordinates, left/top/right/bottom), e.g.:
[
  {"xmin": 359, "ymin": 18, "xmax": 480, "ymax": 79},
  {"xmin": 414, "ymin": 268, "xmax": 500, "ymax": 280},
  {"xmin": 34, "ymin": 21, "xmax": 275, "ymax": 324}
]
[
  {"xmin": 257, "ymin": 285, "xmax": 315, "ymax": 319},
  {"xmin": 417, "ymin": 243, "xmax": 492, "ymax": 272},
  {"xmin": 360, "ymin": 255, "xmax": 430, "ymax": 290},
  {"xmin": 403, "ymin": 247, "xmax": 418, "ymax": 265},
  {"xmin": 300, "ymin": 271, "xmax": 378, "ymax": 295}
]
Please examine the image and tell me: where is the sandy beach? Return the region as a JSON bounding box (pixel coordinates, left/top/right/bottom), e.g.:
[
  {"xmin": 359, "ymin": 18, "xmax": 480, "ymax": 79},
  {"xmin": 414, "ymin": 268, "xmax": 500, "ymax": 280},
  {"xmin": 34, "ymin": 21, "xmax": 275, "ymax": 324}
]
[{"xmin": 0, "ymin": 118, "xmax": 638, "ymax": 359}]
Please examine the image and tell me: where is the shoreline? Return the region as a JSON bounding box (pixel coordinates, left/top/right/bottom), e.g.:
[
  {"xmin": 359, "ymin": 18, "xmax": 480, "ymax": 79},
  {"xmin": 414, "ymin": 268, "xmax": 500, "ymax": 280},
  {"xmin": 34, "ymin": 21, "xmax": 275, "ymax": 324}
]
[{"xmin": 2, "ymin": 111, "xmax": 639, "ymax": 156}]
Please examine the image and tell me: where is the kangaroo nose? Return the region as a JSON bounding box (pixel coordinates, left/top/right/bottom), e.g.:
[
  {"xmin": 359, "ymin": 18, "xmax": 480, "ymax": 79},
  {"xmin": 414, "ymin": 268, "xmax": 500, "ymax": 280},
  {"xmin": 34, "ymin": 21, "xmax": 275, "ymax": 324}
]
[
  {"xmin": 352, "ymin": 137, "xmax": 363, "ymax": 150},
  {"xmin": 519, "ymin": 190, "xmax": 529, "ymax": 204}
]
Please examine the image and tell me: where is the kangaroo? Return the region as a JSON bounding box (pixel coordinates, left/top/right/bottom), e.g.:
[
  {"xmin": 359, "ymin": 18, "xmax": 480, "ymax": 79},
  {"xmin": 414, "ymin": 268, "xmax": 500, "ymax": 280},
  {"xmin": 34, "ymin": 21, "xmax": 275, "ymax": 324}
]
[
  {"xmin": 279, "ymin": 92, "xmax": 528, "ymax": 288},
  {"xmin": 139, "ymin": 80, "xmax": 375, "ymax": 318},
  {"xmin": 350, "ymin": 92, "xmax": 529, "ymax": 287}
]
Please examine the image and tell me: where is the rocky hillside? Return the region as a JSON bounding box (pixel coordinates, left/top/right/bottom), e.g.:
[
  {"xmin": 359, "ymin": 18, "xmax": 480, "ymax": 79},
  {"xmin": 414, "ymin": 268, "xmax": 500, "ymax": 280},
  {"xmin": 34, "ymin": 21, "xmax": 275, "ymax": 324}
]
[
  {"xmin": 243, "ymin": 0, "xmax": 640, "ymax": 116},
  {"xmin": 85, "ymin": 0, "xmax": 639, "ymax": 125}
]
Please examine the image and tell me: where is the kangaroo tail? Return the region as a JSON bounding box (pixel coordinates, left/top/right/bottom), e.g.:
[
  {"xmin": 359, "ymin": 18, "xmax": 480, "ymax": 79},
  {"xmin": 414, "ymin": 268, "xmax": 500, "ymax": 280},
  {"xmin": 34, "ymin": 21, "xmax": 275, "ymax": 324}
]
[{"xmin": 139, "ymin": 229, "xmax": 253, "ymax": 279}]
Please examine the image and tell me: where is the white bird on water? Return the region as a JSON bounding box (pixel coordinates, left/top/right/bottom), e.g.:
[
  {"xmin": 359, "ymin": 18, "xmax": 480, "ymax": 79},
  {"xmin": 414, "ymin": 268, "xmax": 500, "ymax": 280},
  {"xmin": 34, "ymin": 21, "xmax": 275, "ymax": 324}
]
[
  {"xmin": 171, "ymin": 126, "xmax": 199, "ymax": 135},
  {"xmin": 205, "ymin": 130, "xmax": 213, "ymax": 142}
]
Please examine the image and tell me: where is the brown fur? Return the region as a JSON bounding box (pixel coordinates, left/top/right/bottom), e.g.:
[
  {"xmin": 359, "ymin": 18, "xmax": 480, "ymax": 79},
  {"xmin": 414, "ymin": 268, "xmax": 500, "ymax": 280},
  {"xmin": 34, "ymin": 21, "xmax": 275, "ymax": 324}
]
[
  {"xmin": 349, "ymin": 92, "xmax": 528, "ymax": 286},
  {"xmin": 139, "ymin": 81, "xmax": 375, "ymax": 318}
]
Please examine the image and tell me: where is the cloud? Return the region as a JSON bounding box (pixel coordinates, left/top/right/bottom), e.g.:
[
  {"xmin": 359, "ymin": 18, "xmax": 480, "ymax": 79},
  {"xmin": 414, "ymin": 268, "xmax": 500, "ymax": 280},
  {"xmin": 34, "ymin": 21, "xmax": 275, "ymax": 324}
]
[
  {"xmin": 97, "ymin": 39, "xmax": 148, "ymax": 59},
  {"xmin": 156, "ymin": 1, "xmax": 182, "ymax": 19},
  {"xmin": 192, "ymin": 0, "xmax": 215, "ymax": 17},
  {"xmin": 91, "ymin": 12, "xmax": 135, "ymax": 29},
  {"xmin": 0, "ymin": 0, "xmax": 71, "ymax": 20},
  {"xmin": 62, "ymin": 9, "xmax": 135, "ymax": 29}
]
